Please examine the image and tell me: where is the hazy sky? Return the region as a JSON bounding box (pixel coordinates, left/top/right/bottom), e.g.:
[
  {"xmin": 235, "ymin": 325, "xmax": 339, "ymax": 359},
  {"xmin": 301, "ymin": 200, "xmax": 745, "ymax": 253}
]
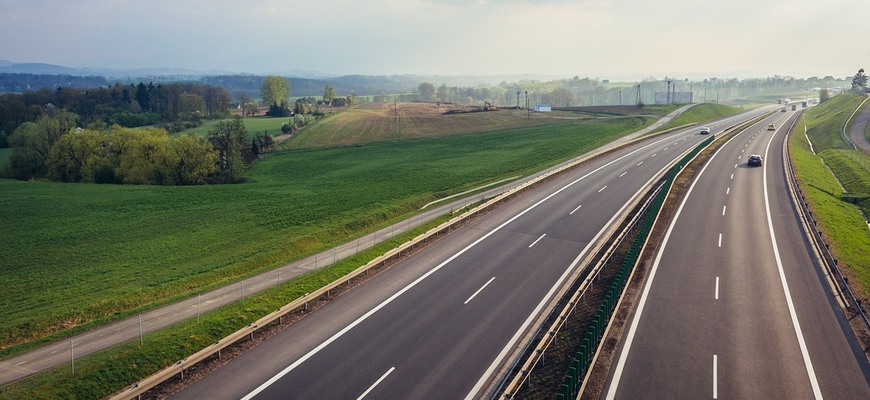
[{"xmin": 2, "ymin": 0, "xmax": 867, "ymax": 80}]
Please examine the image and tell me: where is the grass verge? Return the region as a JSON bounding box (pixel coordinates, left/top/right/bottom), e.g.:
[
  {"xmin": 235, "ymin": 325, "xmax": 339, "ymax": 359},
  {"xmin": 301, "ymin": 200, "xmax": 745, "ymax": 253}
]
[
  {"xmin": 654, "ymin": 103, "xmax": 742, "ymax": 132},
  {"xmin": 0, "ymin": 215, "xmax": 450, "ymax": 399},
  {"xmin": 790, "ymin": 114, "xmax": 870, "ymax": 295}
]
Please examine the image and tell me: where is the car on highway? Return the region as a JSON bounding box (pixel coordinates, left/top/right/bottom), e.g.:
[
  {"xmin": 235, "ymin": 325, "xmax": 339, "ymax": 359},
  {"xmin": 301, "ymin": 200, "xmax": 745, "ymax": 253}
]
[
  {"xmin": 748, "ymin": 154, "xmax": 763, "ymax": 167},
  {"xmin": 699, "ymin": 126, "xmax": 711, "ymax": 135},
  {"xmin": 767, "ymin": 124, "xmax": 776, "ymax": 131},
  {"xmin": 781, "ymin": 107, "xmax": 787, "ymax": 112}
]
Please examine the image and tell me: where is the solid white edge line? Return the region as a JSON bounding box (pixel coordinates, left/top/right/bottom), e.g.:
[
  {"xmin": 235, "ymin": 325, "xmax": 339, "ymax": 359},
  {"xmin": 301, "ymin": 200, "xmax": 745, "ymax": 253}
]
[
  {"xmin": 570, "ymin": 204, "xmax": 582, "ymax": 215},
  {"xmin": 713, "ymin": 355, "xmax": 718, "ymax": 399},
  {"xmin": 605, "ymin": 130, "xmax": 741, "ymax": 400},
  {"xmin": 356, "ymin": 367, "xmax": 396, "ymax": 400},
  {"xmin": 762, "ymin": 125, "xmax": 824, "ymax": 399},
  {"xmin": 464, "ymin": 277, "xmax": 496, "ymax": 305},
  {"xmin": 244, "ymin": 128, "xmax": 687, "ymax": 400},
  {"xmin": 528, "ymin": 233, "xmax": 546, "ymax": 248}
]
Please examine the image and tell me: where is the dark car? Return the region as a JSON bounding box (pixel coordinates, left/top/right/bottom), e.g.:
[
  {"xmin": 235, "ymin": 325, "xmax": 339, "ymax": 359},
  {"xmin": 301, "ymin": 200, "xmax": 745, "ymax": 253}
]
[{"xmin": 748, "ymin": 154, "xmax": 763, "ymax": 167}]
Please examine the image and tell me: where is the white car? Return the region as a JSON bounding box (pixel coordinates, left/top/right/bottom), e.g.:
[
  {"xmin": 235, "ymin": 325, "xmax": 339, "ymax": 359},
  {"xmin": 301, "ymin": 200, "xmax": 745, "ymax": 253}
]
[{"xmin": 700, "ymin": 126, "xmax": 711, "ymax": 135}]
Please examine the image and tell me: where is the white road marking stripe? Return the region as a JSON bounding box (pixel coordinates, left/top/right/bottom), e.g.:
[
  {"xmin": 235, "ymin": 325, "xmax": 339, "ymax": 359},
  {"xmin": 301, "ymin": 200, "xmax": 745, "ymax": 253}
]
[
  {"xmin": 715, "ymin": 277, "xmax": 719, "ymax": 300},
  {"xmin": 356, "ymin": 367, "xmax": 395, "ymax": 400},
  {"xmin": 619, "ymin": 171, "xmax": 627, "ymax": 177},
  {"xmin": 722, "ymin": 205, "xmax": 726, "ymax": 216},
  {"xmin": 464, "ymin": 277, "xmax": 496, "ymax": 304},
  {"xmin": 734, "ymin": 163, "xmax": 738, "ymax": 168},
  {"xmin": 599, "ymin": 185, "xmax": 607, "ymax": 192},
  {"xmin": 726, "ymin": 187, "xmax": 730, "ymax": 195},
  {"xmin": 730, "ymin": 174, "xmax": 734, "ymax": 180},
  {"xmin": 652, "ymin": 153, "xmax": 657, "ymax": 157},
  {"xmin": 718, "ymin": 233, "xmax": 722, "ymax": 247},
  {"xmin": 761, "ymin": 128, "xmax": 824, "ymax": 399},
  {"xmin": 570, "ymin": 204, "xmax": 582, "ymax": 215},
  {"xmin": 713, "ymin": 355, "xmax": 718, "ymax": 399},
  {"xmin": 664, "ymin": 147, "xmax": 669, "ymax": 151},
  {"xmin": 528, "ymin": 234, "xmax": 546, "ymax": 248},
  {"xmin": 637, "ymin": 161, "xmax": 644, "ymax": 166}
]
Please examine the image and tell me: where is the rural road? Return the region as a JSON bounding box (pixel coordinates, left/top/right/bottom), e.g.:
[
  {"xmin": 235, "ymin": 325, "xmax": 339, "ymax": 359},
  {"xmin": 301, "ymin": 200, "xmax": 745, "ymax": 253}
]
[
  {"xmin": 603, "ymin": 110, "xmax": 870, "ymax": 398},
  {"xmin": 170, "ymin": 110, "xmax": 769, "ymax": 399},
  {"xmin": 848, "ymin": 94, "xmax": 870, "ymax": 154},
  {"xmin": 0, "ymin": 105, "xmax": 692, "ymax": 386}
]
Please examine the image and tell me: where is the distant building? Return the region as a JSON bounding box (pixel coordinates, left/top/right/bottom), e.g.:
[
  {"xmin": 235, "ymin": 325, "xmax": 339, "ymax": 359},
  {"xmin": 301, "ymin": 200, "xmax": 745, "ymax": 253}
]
[{"xmin": 535, "ymin": 104, "xmax": 552, "ymax": 112}]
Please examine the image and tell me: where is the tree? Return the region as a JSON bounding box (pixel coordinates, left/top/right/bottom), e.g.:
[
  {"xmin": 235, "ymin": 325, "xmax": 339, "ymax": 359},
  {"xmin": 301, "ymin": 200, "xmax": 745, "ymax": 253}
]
[
  {"xmin": 8, "ymin": 109, "xmax": 78, "ymax": 179},
  {"xmin": 163, "ymin": 134, "xmax": 218, "ymax": 185},
  {"xmin": 437, "ymin": 84, "xmax": 449, "ymax": 102},
  {"xmin": 418, "ymin": 82, "xmax": 436, "ymax": 101},
  {"xmin": 323, "ymin": 84, "xmax": 337, "ymax": 103},
  {"xmin": 549, "ymin": 87, "xmax": 575, "ymax": 107},
  {"xmin": 207, "ymin": 116, "xmax": 249, "ymax": 183},
  {"xmin": 819, "ymin": 88, "xmax": 830, "ymax": 103},
  {"xmin": 260, "ymin": 76, "xmax": 291, "ymax": 107},
  {"xmin": 851, "ymin": 68, "xmax": 867, "ymax": 92}
]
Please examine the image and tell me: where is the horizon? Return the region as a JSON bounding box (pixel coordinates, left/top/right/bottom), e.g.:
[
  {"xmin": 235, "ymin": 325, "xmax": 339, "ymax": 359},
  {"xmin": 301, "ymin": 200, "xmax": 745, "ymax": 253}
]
[{"xmin": 2, "ymin": 1, "xmax": 867, "ymax": 82}]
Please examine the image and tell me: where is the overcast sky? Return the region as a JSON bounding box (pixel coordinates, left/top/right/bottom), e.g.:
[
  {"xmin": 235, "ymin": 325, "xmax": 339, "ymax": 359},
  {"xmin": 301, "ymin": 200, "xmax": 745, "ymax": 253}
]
[{"xmin": 2, "ymin": 0, "xmax": 867, "ymax": 80}]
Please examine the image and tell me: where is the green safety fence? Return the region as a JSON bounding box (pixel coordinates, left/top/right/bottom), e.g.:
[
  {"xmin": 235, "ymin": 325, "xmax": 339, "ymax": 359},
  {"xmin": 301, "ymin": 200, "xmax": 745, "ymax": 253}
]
[{"xmin": 555, "ymin": 136, "xmax": 713, "ymax": 399}]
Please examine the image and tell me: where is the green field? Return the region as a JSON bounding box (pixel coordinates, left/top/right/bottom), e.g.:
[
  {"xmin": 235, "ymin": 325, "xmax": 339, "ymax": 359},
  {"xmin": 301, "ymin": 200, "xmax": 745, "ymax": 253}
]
[
  {"xmin": 0, "ymin": 116, "xmax": 650, "ymax": 356},
  {"xmin": 177, "ymin": 115, "xmax": 289, "ymax": 138},
  {"xmin": 791, "ymin": 97, "xmax": 870, "ymax": 295}
]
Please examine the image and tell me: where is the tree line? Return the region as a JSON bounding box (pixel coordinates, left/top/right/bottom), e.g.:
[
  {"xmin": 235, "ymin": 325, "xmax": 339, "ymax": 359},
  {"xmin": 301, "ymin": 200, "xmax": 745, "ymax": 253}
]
[
  {"xmin": 0, "ymin": 82, "xmax": 233, "ymax": 148},
  {"xmin": 4, "ymin": 109, "xmax": 269, "ymax": 185}
]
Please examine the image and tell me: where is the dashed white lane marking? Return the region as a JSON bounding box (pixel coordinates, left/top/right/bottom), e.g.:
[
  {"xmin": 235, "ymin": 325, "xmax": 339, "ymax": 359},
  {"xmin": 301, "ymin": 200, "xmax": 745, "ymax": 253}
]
[
  {"xmin": 528, "ymin": 233, "xmax": 546, "ymax": 248},
  {"xmin": 570, "ymin": 204, "xmax": 582, "ymax": 215},
  {"xmin": 356, "ymin": 367, "xmax": 396, "ymax": 400},
  {"xmin": 726, "ymin": 187, "xmax": 730, "ymax": 195},
  {"xmin": 715, "ymin": 277, "xmax": 720, "ymax": 300},
  {"xmin": 718, "ymin": 233, "xmax": 722, "ymax": 247},
  {"xmin": 464, "ymin": 277, "xmax": 496, "ymax": 305},
  {"xmin": 730, "ymin": 174, "xmax": 734, "ymax": 180},
  {"xmin": 598, "ymin": 185, "xmax": 607, "ymax": 193},
  {"xmin": 734, "ymin": 163, "xmax": 738, "ymax": 168},
  {"xmin": 637, "ymin": 161, "xmax": 644, "ymax": 166},
  {"xmin": 619, "ymin": 171, "xmax": 627, "ymax": 177},
  {"xmin": 722, "ymin": 205, "xmax": 727, "ymax": 216},
  {"xmin": 652, "ymin": 153, "xmax": 658, "ymax": 157}
]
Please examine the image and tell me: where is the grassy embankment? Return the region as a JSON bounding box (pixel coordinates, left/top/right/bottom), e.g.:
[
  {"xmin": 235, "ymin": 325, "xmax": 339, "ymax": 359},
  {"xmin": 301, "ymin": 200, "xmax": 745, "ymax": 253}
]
[
  {"xmin": 790, "ymin": 92, "xmax": 870, "ymax": 293},
  {"xmin": 0, "ymin": 113, "xmax": 651, "ymax": 359},
  {"xmin": 654, "ymin": 102, "xmax": 742, "ymax": 132}
]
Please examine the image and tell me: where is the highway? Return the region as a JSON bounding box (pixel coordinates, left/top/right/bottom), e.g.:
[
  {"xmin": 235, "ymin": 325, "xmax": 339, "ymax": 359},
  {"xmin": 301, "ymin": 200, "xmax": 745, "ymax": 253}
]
[
  {"xmin": 604, "ymin": 110, "xmax": 870, "ymax": 398},
  {"xmin": 171, "ymin": 109, "xmax": 769, "ymax": 400}
]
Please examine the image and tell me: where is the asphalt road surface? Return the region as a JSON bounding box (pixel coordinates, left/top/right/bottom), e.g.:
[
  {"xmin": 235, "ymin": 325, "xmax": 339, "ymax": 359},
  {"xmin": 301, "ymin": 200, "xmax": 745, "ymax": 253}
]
[
  {"xmin": 171, "ymin": 110, "xmax": 770, "ymax": 400},
  {"xmin": 604, "ymin": 110, "xmax": 870, "ymax": 398}
]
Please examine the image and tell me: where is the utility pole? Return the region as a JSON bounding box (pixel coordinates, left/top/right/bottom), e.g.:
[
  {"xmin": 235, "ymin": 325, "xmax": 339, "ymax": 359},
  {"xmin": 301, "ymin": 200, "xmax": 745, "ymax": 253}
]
[
  {"xmin": 636, "ymin": 84, "xmax": 641, "ymax": 105},
  {"xmin": 619, "ymin": 89, "xmax": 622, "ymax": 105},
  {"xmin": 516, "ymin": 91, "xmax": 520, "ymax": 109}
]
